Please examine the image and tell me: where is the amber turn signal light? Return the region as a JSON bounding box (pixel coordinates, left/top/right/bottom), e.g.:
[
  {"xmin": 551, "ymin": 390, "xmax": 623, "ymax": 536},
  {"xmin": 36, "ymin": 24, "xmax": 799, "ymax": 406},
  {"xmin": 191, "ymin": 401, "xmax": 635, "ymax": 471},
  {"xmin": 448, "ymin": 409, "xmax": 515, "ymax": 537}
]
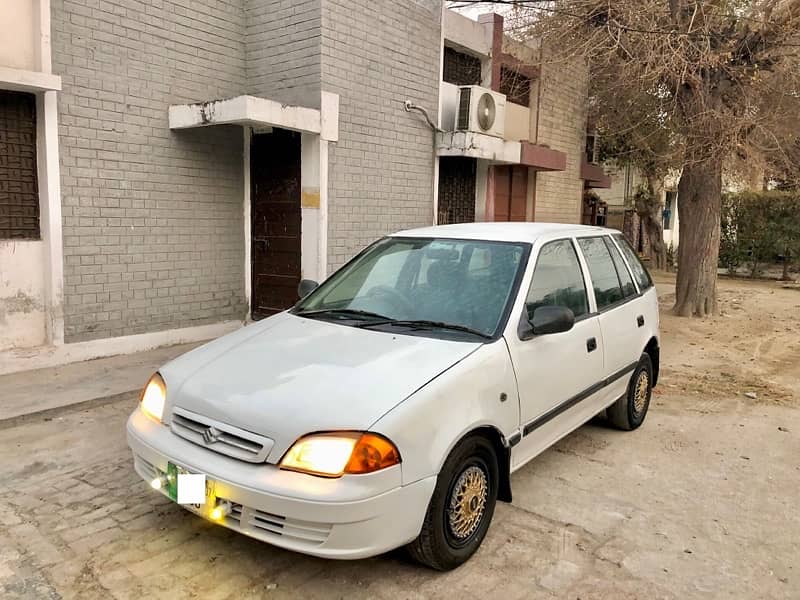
[{"xmin": 345, "ymin": 433, "xmax": 401, "ymax": 474}]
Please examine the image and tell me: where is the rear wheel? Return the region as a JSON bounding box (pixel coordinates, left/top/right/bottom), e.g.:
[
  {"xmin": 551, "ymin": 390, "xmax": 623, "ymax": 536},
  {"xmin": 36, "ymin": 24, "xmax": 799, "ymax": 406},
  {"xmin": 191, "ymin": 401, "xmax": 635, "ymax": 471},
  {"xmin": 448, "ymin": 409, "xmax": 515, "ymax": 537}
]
[
  {"xmin": 407, "ymin": 435, "xmax": 498, "ymax": 570},
  {"xmin": 607, "ymin": 353, "xmax": 653, "ymax": 430}
]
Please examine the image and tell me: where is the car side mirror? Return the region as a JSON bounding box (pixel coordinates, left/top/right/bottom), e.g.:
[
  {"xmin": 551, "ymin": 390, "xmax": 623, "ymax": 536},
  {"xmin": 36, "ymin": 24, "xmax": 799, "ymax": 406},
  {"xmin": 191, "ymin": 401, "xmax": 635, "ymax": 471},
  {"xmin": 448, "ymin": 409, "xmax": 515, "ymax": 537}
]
[
  {"xmin": 519, "ymin": 305, "xmax": 575, "ymax": 340},
  {"xmin": 532, "ymin": 305, "xmax": 575, "ymax": 335},
  {"xmin": 298, "ymin": 279, "xmax": 319, "ymax": 299}
]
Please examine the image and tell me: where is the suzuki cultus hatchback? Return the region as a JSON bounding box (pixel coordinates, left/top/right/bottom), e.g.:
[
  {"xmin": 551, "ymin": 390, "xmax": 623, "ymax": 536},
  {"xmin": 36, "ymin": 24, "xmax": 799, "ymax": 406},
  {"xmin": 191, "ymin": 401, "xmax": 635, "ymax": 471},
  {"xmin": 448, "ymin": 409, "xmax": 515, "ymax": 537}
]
[{"xmin": 128, "ymin": 223, "xmax": 659, "ymax": 570}]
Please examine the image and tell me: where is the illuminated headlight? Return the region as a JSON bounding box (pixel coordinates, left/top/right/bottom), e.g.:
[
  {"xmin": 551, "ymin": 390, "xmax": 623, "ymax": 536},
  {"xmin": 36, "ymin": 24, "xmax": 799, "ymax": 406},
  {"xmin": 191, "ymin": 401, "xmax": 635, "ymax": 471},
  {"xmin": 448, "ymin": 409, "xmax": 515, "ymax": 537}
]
[
  {"xmin": 280, "ymin": 432, "xmax": 401, "ymax": 478},
  {"xmin": 140, "ymin": 373, "xmax": 166, "ymax": 423}
]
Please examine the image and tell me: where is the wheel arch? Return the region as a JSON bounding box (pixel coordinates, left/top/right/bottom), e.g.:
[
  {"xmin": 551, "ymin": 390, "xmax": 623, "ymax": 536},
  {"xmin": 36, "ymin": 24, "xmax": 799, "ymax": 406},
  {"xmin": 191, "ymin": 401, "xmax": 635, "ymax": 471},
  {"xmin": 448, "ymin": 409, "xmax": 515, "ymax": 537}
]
[
  {"xmin": 644, "ymin": 336, "xmax": 660, "ymax": 387},
  {"xmin": 451, "ymin": 426, "xmax": 513, "ymax": 503}
]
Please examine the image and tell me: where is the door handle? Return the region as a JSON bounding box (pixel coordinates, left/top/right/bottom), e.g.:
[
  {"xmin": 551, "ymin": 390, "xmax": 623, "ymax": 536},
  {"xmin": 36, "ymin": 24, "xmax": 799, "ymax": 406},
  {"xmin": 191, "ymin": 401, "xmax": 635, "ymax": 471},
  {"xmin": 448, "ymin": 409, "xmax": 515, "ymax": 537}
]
[
  {"xmin": 586, "ymin": 337, "xmax": 597, "ymax": 353},
  {"xmin": 637, "ymin": 315, "xmax": 645, "ymax": 327}
]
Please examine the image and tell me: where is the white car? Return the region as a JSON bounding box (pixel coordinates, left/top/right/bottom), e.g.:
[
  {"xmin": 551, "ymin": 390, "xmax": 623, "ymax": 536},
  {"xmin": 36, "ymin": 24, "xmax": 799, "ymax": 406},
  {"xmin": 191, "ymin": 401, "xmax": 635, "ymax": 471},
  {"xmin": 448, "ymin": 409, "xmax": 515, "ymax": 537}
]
[{"xmin": 127, "ymin": 223, "xmax": 660, "ymax": 570}]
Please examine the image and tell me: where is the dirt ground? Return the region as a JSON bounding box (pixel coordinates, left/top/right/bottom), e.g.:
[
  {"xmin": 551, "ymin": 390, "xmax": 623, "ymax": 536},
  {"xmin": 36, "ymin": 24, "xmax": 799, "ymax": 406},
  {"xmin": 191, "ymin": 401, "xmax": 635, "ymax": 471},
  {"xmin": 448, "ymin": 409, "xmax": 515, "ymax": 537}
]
[
  {"xmin": 0, "ymin": 273, "xmax": 798, "ymax": 599},
  {"xmin": 655, "ymin": 271, "xmax": 800, "ymax": 404}
]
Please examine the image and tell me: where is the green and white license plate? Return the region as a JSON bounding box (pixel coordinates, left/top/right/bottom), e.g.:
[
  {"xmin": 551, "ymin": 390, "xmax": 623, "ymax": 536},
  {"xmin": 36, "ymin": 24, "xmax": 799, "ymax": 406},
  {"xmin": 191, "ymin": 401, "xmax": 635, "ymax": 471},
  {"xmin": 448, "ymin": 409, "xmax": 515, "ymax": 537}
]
[{"xmin": 166, "ymin": 462, "xmax": 216, "ymax": 507}]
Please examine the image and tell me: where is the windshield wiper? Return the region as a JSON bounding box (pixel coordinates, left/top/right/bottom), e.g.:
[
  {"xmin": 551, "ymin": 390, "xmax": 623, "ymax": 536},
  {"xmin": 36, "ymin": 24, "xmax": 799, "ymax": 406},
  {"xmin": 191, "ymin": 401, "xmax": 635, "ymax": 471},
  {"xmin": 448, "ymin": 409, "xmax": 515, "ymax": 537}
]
[
  {"xmin": 295, "ymin": 308, "xmax": 392, "ymax": 321},
  {"xmin": 357, "ymin": 319, "xmax": 493, "ymax": 340}
]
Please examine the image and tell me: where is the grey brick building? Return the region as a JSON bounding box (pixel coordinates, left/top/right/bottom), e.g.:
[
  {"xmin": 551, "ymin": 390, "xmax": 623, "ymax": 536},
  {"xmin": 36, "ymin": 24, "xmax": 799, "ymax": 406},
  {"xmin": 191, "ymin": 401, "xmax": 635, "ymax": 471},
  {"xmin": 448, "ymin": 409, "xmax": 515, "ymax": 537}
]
[{"xmin": 0, "ymin": 0, "xmax": 601, "ymax": 364}]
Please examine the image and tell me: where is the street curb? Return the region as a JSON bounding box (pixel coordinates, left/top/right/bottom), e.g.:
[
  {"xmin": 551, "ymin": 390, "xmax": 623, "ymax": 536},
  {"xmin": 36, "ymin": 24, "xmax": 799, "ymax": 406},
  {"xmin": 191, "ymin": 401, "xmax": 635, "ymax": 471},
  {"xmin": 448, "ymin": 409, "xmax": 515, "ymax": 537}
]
[{"xmin": 0, "ymin": 389, "xmax": 139, "ymax": 430}]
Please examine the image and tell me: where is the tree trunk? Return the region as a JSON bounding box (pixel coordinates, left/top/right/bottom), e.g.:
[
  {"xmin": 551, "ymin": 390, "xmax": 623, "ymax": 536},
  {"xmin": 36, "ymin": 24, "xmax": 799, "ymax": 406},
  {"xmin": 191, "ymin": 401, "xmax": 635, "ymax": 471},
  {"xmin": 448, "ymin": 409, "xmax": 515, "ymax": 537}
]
[
  {"xmin": 673, "ymin": 159, "xmax": 723, "ymax": 317},
  {"xmin": 639, "ymin": 176, "xmax": 668, "ymax": 271}
]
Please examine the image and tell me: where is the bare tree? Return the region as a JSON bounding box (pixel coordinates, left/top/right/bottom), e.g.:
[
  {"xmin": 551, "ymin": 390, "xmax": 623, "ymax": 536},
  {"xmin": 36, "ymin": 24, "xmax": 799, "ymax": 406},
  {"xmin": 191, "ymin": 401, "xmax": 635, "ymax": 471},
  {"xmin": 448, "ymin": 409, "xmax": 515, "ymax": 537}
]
[
  {"xmin": 455, "ymin": 0, "xmax": 800, "ymax": 316},
  {"xmin": 593, "ymin": 87, "xmax": 676, "ymax": 271}
]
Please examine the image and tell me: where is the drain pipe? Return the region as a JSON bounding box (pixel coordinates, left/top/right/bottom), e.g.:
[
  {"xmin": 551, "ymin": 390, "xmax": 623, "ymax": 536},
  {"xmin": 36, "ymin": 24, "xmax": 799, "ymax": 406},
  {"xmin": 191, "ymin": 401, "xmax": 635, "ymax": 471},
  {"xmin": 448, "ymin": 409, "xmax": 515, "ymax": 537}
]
[
  {"xmin": 403, "ymin": 100, "xmax": 444, "ymax": 133},
  {"xmin": 404, "ymin": 100, "xmax": 445, "ymax": 224}
]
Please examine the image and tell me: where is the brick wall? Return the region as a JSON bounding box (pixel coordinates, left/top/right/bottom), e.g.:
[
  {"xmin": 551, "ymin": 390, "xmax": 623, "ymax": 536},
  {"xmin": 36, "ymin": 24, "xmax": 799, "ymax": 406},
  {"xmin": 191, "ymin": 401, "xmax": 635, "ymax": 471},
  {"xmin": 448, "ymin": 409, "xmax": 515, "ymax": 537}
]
[
  {"xmin": 52, "ymin": 0, "xmax": 249, "ymax": 342},
  {"xmin": 321, "ymin": 0, "xmax": 441, "ymax": 270},
  {"xmin": 245, "ymin": 0, "xmax": 322, "ymax": 108},
  {"xmin": 533, "ymin": 52, "xmax": 588, "ymax": 224}
]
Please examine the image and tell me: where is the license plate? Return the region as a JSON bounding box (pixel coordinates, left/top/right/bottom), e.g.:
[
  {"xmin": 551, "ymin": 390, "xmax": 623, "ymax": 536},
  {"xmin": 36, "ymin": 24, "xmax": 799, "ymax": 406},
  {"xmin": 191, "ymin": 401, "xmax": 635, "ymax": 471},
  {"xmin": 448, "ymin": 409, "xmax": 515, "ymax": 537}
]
[{"xmin": 166, "ymin": 462, "xmax": 215, "ymax": 507}]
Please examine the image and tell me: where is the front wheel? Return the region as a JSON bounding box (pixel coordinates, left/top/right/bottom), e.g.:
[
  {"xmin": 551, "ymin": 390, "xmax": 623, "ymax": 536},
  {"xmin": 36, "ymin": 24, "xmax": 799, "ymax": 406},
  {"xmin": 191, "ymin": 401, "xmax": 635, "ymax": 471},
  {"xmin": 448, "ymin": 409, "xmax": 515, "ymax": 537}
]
[
  {"xmin": 607, "ymin": 353, "xmax": 653, "ymax": 430},
  {"xmin": 407, "ymin": 436, "xmax": 498, "ymax": 570}
]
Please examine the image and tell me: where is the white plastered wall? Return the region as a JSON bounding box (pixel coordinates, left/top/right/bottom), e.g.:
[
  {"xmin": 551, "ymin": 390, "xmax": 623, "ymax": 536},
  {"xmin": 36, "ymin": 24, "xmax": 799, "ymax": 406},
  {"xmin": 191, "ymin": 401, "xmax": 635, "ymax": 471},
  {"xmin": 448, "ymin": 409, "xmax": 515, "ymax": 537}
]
[
  {"xmin": 0, "ymin": 1, "xmax": 37, "ymax": 71},
  {"xmin": 0, "ymin": 0, "xmax": 63, "ymax": 352},
  {"xmin": 0, "ymin": 242, "xmax": 46, "ymax": 349},
  {"xmin": 301, "ymin": 132, "xmax": 324, "ymax": 281}
]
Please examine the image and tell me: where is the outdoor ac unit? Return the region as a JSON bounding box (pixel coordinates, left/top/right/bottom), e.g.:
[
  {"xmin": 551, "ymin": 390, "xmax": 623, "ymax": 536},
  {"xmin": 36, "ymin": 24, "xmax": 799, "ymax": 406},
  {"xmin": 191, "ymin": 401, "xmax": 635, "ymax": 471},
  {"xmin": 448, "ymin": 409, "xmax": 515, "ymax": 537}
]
[{"xmin": 455, "ymin": 85, "xmax": 506, "ymax": 138}]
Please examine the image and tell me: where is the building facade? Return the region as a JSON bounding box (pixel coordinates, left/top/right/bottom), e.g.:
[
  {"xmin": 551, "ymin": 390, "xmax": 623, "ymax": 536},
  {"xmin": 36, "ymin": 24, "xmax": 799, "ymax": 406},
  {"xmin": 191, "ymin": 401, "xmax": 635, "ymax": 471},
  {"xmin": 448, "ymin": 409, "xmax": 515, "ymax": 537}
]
[
  {"xmin": 436, "ymin": 10, "xmax": 610, "ymax": 228},
  {"xmin": 0, "ymin": 1, "xmax": 602, "ymax": 366}
]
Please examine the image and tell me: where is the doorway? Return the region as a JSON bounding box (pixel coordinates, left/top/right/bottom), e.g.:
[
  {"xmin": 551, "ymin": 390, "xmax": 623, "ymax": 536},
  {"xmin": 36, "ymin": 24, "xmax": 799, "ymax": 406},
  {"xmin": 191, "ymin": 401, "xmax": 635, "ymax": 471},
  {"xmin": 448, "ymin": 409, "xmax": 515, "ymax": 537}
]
[
  {"xmin": 438, "ymin": 157, "xmax": 477, "ymax": 224},
  {"xmin": 250, "ymin": 129, "xmax": 302, "ymax": 320}
]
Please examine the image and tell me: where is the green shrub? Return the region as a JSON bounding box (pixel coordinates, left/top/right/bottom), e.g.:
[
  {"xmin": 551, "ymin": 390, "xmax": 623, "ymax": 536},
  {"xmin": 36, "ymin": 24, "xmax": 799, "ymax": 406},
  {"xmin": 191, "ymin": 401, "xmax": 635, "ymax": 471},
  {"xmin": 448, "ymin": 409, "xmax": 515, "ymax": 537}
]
[
  {"xmin": 720, "ymin": 195, "xmax": 745, "ymax": 275},
  {"xmin": 720, "ymin": 191, "xmax": 800, "ymax": 278}
]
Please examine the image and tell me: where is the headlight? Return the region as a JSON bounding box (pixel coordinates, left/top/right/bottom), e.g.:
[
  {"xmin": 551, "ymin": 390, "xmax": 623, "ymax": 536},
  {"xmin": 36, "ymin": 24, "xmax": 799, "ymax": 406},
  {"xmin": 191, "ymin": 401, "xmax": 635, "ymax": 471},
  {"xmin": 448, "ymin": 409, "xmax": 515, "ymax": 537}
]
[
  {"xmin": 280, "ymin": 432, "xmax": 401, "ymax": 478},
  {"xmin": 140, "ymin": 373, "xmax": 166, "ymax": 423}
]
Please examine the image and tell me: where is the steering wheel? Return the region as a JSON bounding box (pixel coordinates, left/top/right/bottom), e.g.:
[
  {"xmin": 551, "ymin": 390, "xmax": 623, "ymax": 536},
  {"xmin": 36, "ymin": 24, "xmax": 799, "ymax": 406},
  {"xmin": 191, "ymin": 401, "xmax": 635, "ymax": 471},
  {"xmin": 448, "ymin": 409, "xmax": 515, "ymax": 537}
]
[{"xmin": 365, "ymin": 285, "xmax": 414, "ymax": 316}]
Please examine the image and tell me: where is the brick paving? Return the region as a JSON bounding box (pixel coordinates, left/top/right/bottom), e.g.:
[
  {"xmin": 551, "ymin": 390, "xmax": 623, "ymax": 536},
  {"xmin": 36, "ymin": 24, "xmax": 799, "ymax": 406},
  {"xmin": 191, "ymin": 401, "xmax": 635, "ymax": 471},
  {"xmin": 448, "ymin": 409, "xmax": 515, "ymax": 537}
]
[{"xmin": 1, "ymin": 391, "xmax": 797, "ymax": 599}]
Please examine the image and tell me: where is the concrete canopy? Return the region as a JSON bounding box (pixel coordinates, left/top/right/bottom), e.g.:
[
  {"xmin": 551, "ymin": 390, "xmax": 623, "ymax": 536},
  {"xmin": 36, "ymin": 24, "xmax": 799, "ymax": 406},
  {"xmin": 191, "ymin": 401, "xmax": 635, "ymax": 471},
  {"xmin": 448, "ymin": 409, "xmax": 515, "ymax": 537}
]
[
  {"xmin": 168, "ymin": 93, "xmax": 339, "ymax": 142},
  {"xmin": 436, "ymin": 131, "xmax": 567, "ymax": 171}
]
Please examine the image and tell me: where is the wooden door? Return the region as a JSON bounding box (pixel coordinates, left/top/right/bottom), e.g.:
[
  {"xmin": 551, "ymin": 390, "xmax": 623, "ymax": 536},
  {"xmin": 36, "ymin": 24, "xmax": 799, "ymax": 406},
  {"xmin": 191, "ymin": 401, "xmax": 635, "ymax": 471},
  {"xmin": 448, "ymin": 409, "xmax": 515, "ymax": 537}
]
[
  {"xmin": 250, "ymin": 129, "xmax": 301, "ymax": 320},
  {"xmin": 493, "ymin": 165, "xmax": 527, "ymax": 222}
]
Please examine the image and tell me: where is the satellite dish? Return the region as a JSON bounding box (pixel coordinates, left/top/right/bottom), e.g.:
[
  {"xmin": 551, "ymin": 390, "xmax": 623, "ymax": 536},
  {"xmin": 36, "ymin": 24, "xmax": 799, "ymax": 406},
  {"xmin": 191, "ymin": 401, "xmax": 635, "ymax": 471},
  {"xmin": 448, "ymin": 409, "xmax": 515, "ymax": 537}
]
[{"xmin": 476, "ymin": 93, "xmax": 496, "ymax": 131}]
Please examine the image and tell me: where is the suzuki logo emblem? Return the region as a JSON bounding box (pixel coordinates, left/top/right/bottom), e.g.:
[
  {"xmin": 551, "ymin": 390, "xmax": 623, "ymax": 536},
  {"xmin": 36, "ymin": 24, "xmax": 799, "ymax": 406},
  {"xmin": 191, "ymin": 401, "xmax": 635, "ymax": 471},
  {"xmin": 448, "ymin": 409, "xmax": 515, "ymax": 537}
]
[{"xmin": 202, "ymin": 426, "xmax": 221, "ymax": 445}]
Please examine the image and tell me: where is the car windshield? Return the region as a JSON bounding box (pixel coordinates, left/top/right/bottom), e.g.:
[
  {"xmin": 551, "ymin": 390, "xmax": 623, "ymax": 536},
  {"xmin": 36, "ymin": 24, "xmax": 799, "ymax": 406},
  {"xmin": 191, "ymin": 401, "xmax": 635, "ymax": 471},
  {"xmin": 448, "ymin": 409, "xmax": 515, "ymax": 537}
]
[{"xmin": 295, "ymin": 237, "xmax": 529, "ymax": 339}]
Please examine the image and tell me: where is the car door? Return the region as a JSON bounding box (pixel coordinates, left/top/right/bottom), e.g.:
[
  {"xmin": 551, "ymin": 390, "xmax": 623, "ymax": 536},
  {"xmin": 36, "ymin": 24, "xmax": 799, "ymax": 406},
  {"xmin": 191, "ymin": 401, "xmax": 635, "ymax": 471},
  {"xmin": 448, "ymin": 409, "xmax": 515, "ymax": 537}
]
[
  {"xmin": 575, "ymin": 235, "xmax": 642, "ymax": 403},
  {"xmin": 505, "ymin": 238, "xmax": 604, "ymax": 468}
]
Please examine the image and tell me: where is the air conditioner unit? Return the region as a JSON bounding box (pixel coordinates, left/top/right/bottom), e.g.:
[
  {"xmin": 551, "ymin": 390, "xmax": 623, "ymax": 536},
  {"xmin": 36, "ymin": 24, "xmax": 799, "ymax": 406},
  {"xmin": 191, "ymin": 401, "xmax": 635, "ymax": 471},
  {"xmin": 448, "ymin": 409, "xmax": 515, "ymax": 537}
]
[{"xmin": 455, "ymin": 85, "xmax": 506, "ymax": 138}]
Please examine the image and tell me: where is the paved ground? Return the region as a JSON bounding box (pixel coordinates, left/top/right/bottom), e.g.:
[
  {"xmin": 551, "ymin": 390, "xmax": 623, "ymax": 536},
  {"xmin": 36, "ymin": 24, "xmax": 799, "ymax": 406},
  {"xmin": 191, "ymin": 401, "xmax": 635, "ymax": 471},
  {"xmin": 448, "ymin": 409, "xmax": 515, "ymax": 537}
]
[
  {"xmin": 1, "ymin": 274, "xmax": 798, "ymax": 599},
  {"xmin": 0, "ymin": 343, "xmax": 199, "ymax": 421}
]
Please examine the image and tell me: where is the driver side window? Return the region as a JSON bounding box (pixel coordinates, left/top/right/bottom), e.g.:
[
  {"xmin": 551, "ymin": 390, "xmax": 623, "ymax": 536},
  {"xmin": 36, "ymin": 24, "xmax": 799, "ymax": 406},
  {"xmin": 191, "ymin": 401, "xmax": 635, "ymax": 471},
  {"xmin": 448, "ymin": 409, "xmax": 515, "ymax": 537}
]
[{"xmin": 526, "ymin": 240, "xmax": 589, "ymax": 320}]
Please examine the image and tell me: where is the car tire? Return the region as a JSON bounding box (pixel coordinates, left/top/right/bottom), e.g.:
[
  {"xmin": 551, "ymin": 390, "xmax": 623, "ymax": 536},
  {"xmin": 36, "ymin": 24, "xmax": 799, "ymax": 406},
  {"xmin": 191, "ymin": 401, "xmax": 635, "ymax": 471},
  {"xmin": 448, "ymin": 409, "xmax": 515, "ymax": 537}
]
[
  {"xmin": 406, "ymin": 435, "xmax": 499, "ymax": 571},
  {"xmin": 607, "ymin": 353, "xmax": 653, "ymax": 431}
]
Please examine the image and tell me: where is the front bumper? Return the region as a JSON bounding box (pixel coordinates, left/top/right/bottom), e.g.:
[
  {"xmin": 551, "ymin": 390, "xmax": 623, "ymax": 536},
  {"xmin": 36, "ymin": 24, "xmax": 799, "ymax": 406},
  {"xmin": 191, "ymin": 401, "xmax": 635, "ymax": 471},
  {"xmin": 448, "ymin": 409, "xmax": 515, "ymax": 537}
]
[{"xmin": 127, "ymin": 409, "xmax": 436, "ymax": 559}]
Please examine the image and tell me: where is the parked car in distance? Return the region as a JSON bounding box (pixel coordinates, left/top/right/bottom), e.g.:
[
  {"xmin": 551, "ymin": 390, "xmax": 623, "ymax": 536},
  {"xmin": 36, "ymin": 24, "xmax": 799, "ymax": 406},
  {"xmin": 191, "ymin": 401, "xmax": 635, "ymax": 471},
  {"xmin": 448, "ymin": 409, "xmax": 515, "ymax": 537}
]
[{"xmin": 127, "ymin": 223, "xmax": 660, "ymax": 570}]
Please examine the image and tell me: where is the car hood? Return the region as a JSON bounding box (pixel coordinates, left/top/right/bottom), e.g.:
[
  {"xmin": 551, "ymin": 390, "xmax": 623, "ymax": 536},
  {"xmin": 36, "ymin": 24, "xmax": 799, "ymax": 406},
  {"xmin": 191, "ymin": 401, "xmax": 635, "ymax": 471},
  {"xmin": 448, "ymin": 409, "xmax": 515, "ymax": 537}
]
[{"xmin": 160, "ymin": 312, "xmax": 481, "ymax": 463}]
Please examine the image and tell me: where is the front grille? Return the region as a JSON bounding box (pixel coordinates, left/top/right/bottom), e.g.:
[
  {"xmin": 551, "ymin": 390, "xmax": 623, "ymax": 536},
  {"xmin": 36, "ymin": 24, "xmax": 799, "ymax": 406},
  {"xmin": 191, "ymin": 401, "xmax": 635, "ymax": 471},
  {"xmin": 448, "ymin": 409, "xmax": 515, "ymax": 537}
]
[
  {"xmin": 224, "ymin": 500, "xmax": 332, "ymax": 546},
  {"xmin": 170, "ymin": 407, "xmax": 273, "ymax": 463}
]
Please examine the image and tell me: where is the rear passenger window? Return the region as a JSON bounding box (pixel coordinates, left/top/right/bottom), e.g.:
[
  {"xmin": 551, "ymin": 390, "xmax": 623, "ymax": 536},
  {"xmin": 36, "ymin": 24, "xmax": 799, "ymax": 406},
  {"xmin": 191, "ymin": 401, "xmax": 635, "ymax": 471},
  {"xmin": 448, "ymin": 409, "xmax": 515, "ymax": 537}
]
[
  {"xmin": 613, "ymin": 234, "xmax": 653, "ymax": 290},
  {"xmin": 604, "ymin": 238, "xmax": 637, "ymax": 297},
  {"xmin": 526, "ymin": 240, "xmax": 588, "ymax": 319},
  {"xmin": 577, "ymin": 237, "xmax": 624, "ymax": 310}
]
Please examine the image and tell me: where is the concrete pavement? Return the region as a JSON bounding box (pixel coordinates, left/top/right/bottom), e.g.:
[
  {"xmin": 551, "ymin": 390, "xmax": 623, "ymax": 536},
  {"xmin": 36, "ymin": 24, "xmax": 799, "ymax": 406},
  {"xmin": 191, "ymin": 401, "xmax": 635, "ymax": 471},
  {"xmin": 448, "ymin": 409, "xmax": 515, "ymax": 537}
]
[{"xmin": 0, "ymin": 343, "xmax": 199, "ymax": 422}]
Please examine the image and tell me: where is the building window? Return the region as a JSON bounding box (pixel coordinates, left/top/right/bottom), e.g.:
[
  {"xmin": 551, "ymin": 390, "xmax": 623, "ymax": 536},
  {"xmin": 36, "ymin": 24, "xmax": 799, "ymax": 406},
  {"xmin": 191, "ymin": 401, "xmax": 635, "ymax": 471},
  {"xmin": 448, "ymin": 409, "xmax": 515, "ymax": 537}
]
[
  {"xmin": 0, "ymin": 91, "xmax": 39, "ymax": 239},
  {"xmin": 443, "ymin": 46, "xmax": 482, "ymax": 86},
  {"xmin": 499, "ymin": 66, "xmax": 531, "ymax": 106},
  {"xmin": 585, "ymin": 132, "xmax": 598, "ymax": 163}
]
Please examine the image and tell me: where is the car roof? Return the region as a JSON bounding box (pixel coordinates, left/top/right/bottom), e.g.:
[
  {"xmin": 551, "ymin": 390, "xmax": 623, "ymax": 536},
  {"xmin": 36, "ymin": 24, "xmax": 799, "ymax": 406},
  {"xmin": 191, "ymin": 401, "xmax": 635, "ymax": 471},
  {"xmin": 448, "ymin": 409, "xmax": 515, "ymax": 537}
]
[{"xmin": 391, "ymin": 222, "xmax": 616, "ymax": 243}]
